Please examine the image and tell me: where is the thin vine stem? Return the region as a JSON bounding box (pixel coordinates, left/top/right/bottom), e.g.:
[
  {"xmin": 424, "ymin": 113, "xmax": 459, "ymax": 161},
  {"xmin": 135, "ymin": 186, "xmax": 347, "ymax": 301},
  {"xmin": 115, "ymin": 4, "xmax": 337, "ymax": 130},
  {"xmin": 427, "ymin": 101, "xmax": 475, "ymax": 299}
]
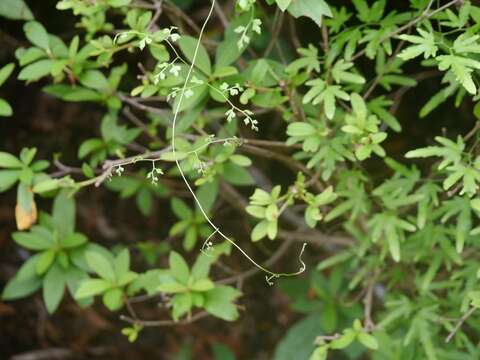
[{"xmin": 170, "ymin": 0, "xmax": 306, "ymax": 283}]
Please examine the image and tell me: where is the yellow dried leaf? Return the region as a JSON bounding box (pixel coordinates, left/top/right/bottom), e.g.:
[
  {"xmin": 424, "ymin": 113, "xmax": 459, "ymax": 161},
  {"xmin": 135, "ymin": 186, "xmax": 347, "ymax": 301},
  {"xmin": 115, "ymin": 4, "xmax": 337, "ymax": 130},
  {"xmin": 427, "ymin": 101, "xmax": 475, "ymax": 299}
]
[{"xmin": 15, "ymin": 200, "xmax": 37, "ymax": 230}]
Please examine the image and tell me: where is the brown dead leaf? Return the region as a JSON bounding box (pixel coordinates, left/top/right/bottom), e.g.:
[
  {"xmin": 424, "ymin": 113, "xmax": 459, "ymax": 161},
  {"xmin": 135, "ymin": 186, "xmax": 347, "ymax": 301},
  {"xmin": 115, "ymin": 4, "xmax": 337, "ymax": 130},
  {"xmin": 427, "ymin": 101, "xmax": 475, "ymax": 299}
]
[{"xmin": 15, "ymin": 200, "xmax": 37, "ymax": 230}]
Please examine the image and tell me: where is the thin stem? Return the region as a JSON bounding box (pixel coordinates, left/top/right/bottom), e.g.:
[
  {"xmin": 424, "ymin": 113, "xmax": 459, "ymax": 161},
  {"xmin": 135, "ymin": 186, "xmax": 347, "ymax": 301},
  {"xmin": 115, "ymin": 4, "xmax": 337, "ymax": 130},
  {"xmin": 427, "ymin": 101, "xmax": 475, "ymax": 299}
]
[
  {"xmin": 120, "ymin": 311, "xmax": 210, "ymax": 327},
  {"xmin": 264, "ymin": 8, "xmax": 284, "ymax": 57},
  {"xmin": 445, "ymin": 307, "xmax": 477, "ymax": 343}
]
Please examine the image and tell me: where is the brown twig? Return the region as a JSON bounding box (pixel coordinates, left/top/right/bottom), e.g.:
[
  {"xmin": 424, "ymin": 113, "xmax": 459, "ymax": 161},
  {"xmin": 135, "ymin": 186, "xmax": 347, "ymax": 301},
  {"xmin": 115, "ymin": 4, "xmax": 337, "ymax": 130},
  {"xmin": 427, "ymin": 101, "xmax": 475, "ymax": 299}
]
[
  {"xmin": 389, "ymin": 70, "xmax": 442, "ymax": 115},
  {"xmin": 464, "ymin": 121, "xmax": 480, "ymax": 142},
  {"xmin": 445, "ymin": 306, "xmax": 477, "ymax": 343},
  {"xmin": 288, "ymin": 16, "xmax": 301, "ymax": 49},
  {"xmin": 123, "ymin": 106, "xmax": 164, "ymax": 144},
  {"xmin": 147, "ymin": 0, "xmax": 163, "ymax": 31},
  {"xmin": 363, "ymin": 37, "xmax": 408, "ymax": 100},
  {"xmin": 214, "ymin": 1, "xmax": 229, "ymax": 28},
  {"xmin": 363, "ymin": 270, "xmax": 380, "ymax": 331},
  {"xmin": 321, "ymin": 23, "xmax": 329, "ymax": 53},
  {"xmin": 10, "ymin": 348, "xmax": 74, "ymax": 360},
  {"xmin": 164, "ymin": 1, "xmax": 201, "ymax": 33},
  {"xmin": 240, "ymin": 144, "xmax": 323, "ymax": 191},
  {"xmin": 264, "ymin": 9, "xmax": 284, "ymax": 58},
  {"xmin": 120, "ymin": 310, "xmax": 210, "ymax": 327}
]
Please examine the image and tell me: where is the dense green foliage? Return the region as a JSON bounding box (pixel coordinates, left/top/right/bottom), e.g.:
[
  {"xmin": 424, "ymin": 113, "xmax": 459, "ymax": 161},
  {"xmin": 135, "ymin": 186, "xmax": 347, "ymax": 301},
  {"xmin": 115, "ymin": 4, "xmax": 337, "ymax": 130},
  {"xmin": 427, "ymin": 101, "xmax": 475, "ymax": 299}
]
[{"xmin": 3, "ymin": 0, "xmax": 480, "ymax": 358}]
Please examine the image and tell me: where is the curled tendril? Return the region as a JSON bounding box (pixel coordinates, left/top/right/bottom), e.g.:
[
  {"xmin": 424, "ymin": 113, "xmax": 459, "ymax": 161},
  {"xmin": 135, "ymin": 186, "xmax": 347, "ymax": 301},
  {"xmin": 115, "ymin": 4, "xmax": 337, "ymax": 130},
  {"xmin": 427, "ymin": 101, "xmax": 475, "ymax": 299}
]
[
  {"xmin": 200, "ymin": 228, "xmax": 218, "ymax": 257},
  {"xmin": 169, "ymin": 0, "xmax": 307, "ymax": 286}
]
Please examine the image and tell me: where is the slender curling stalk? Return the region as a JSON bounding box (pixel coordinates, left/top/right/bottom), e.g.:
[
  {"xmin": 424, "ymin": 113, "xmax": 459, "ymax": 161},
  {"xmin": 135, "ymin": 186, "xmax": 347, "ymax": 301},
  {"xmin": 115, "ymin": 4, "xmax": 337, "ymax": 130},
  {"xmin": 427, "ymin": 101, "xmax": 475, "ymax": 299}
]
[{"xmin": 170, "ymin": 0, "xmax": 306, "ymax": 284}]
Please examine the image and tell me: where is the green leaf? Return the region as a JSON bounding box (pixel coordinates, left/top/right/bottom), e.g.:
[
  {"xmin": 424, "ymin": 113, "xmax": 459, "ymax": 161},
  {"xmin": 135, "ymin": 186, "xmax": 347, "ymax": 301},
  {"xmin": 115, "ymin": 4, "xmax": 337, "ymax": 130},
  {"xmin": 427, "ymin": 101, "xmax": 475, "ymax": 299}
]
[
  {"xmin": 332, "ymin": 60, "xmax": 365, "ymax": 84},
  {"xmin": 212, "ymin": 66, "xmax": 238, "ymax": 78},
  {"xmin": 102, "ymin": 288, "xmax": 123, "ymax": 311},
  {"xmin": 471, "ymin": 198, "xmax": 480, "ymax": 212},
  {"xmin": 368, "ymin": 96, "xmax": 401, "ymax": 132},
  {"xmin": 36, "ymin": 250, "xmax": 55, "ymax": 275},
  {"xmin": 191, "ymin": 278, "xmax": 214, "ymax": 292},
  {"xmin": 330, "ymin": 329, "xmax": 356, "ymax": 349},
  {"xmin": 160, "ymin": 151, "xmax": 188, "ymax": 162},
  {"xmin": 196, "ymin": 180, "xmax": 218, "ymax": 214},
  {"xmin": 15, "ymin": 253, "xmax": 41, "ymax": 281},
  {"xmin": 303, "ymin": 81, "xmax": 349, "ymax": 120},
  {"xmin": 251, "ymin": 220, "xmax": 269, "ymax": 242},
  {"xmin": 178, "ymin": 36, "xmax": 211, "ymax": 75},
  {"xmin": 23, "ymin": 21, "xmax": 50, "ymax": 50},
  {"xmin": 85, "ymin": 251, "xmax": 115, "ymax": 282},
  {"xmin": 287, "ymin": 0, "xmax": 332, "ymax": 27},
  {"xmin": 172, "ymin": 292, "xmax": 192, "ymax": 320},
  {"xmin": 250, "ymin": 188, "xmax": 272, "ymax": 206},
  {"xmin": 350, "ymin": 93, "xmax": 367, "ymax": 118},
  {"xmin": 223, "ymin": 163, "xmax": 254, "ymax": 185},
  {"xmin": 0, "ymin": 0, "xmax": 33, "ymax": 20},
  {"xmin": 453, "ymin": 33, "xmax": 480, "ymax": 54},
  {"xmin": 75, "ymin": 278, "xmax": 112, "ymax": 298},
  {"xmin": 108, "ymin": 0, "xmax": 131, "ymax": 7},
  {"xmin": 78, "ymin": 138, "xmax": 103, "ymax": 158},
  {"xmin": 53, "ymin": 189, "xmax": 75, "ymax": 236},
  {"xmin": 352, "ymin": 0, "xmax": 369, "ymax": 22},
  {"xmin": 230, "ymin": 154, "xmax": 252, "ymax": 167},
  {"xmin": 20, "ymin": 148, "xmax": 37, "ymax": 165},
  {"xmin": 287, "ymin": 122, "xmax": 316, "ymax": 137},
  {"xmin": 0, "ymin": 63, "xmax": 15, "ymax": 87},
  {"xmin": 276, "ymin": 0, "xmax": 292, "ymax": 11},
  {"xmin": 0, "ymin": 99, "xmax": 12, "ymax": 117},
  {"xmin": 212, "ymin": 343, "xmax": 236, "ymax": 360},
  {"xmin": 174, "ymin": 84, "xmax": 208, "ymax": 112},
  {"xmin": 12, "ymin": 231, "xmax": 52, "ymax": 250},
  {"xmin": 305, "ymin": 206, "xmax": 320, "ymax": 228},
  {"xmin": 16, "ymin": 47, "xmax": 46, "ymax": 66},
  {"xmin": 274, "ymin": 313, "xmax": 323, "ymax": 360},
  {"xmin": 171, "ymin": 198, "xmax": 193, "ymax": 220},
  {"xmin": 118, "ymin": 271, "xmax": 137, "ymax": 287},
  {"xmin": 157, "ymin": 280, "xmax": 188, "ymax": 293},
  {"xmin": 0, "ymin": 170, "xmax": 19, "ymax": 192},
  {"xmin": 398, "ymin": 29, "xmax": 438, "ymax": 60},
  {"xmin": 33, "ymin": 178, "xmax": 59, "ymax": 193},
  {"xmin": 436, "ymin": 55, "xmax": 480, "ymax": 94},
  {"xmin": 18, "ymin": 59, "xmax": 53, "ymax": 81},
  {"xmin": 215, "ymin": 13, "xmax": 251, "ymax": 67},
  {"xmin": 169, "ymin": 251, "xmax": 190, "ymax": 284},
  {"xmin": 79, "ymin": 70, "xmax": 109, "ymax": 91},
  {"xmin": 204, "ymin": 285, "xmax": 241, "ymax": 321},
  {"xmin": 2, "ymin": 276, "xmax": 41, "ymax": 300},
  {"xmin": 136, "ymin": 187, "xmax": 152, "ymax": 216},
  {"xmin": 43, "ymin": 264, "xmax": 65, "ymax": 314},
  {"xmin": 0, "ymin": 152, "xmax": 22, "ymax": 168},
  {"xmin": 114, "ymin": 249, "xmax": 130, "ymax": 279},
  {"xmin": 317, "ymin": 250, "xmax": 353, "ymax": 271},
  {"xmin": 386, "ymin": 222, "xmax": 401, "ymax": 262},
  {"xmin": 61, "ymin": 233, "xmax": 87, "ymax": 248},
  {"xmin": 267, "ymin": 220, "xmax": 278, "ymax": 239},
  {"xmin": 357, "ymin": 332, "xmax": 379, "ymax": 350},
  {"xmin": 191, "ymin": 253, "xmax": 213, "ymax": 280},
  {"xmin": 43, "ymin": 85, "xmax": 102, "ymax": 102},
  {"xmin": 309, "ymin": 346, "xmax": 328, "ymax": 360},
  {"xmin": 246, "ymin": 205, "xmax": 266, "ymax": 219}
]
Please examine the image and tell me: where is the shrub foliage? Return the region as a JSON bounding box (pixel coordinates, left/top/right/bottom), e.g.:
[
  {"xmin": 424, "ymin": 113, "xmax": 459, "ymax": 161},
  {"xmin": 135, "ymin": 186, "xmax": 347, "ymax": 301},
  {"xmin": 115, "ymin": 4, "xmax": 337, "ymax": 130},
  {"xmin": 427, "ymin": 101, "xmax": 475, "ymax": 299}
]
[{"xmin": 2, "ymin": 0, "xmax": 480, "ymax": 358}]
